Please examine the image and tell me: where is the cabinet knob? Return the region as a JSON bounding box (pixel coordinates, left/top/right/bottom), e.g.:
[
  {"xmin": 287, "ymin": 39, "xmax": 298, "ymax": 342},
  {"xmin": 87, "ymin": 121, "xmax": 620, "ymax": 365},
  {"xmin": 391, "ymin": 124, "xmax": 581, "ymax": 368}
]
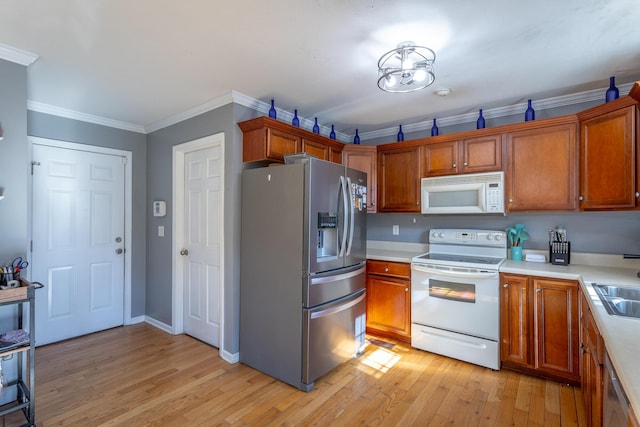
[
  {"xmin": 452, "ymin": 163, "xmax": 457, "ymax": 168},
  {"xmin": 536, "ymin": 288, "xmax": 541, "ymax": 293},
  {"xmin": 503, "ymin": 283, "xmax": 508, "ymax": 288},
  {"xmin": 463, "ymin": 162, "xmax": 468, "ymax": 166},
  {"xmin": 384, "ymin": 266, "xmax": 389, "ymax": 272},
  {"xmin": 578, "ymin": 196, "xmax": 584, "ymax": 201},
  {"xmin": 508, "ymin": 198, "xmax": 513, "ymax": 203},
  {"xmin": 416, "ymin": 201, "xmax": 420, "ymax": 205},
  {"xmin": 636, "ymin": 192, "xmax": 639, "ymax": 198},
  {"xmin": 405, "ymin": 287, "xmax": 408, "ymax": 292}
]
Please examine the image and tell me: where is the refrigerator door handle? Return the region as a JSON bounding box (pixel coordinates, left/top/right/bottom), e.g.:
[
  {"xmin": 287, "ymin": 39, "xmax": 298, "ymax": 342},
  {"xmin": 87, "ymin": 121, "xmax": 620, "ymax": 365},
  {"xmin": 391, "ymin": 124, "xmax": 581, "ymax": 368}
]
[
  {"xmin": 310, "ymin": 289, "xmax": 366, "ymax": 319},
  {"xmin": 310, "ymin": 264, "xmax": 366, "ymax": 285},
  {"xmin": 338, "ymin": 176, "xmax": 349, "ymax": 258},
  {"xmin": 345, "ymin": 176, "xmax": 355, "ymax": 256}
]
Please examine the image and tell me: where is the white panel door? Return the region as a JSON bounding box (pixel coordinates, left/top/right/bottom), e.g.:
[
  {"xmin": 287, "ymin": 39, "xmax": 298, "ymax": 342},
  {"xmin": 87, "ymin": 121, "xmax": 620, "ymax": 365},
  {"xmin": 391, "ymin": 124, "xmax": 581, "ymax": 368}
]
[
  {"xmin": 182, "ymin": 145, "xmax": 222, "ymax": 347},
  {"xmin": 32, "ymin": 144, "xmax": 125, "ymax": 345}
]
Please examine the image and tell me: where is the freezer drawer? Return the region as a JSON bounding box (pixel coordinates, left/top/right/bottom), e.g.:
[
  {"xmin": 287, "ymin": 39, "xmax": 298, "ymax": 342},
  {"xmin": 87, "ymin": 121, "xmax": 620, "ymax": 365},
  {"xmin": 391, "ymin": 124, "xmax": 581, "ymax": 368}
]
[
  {"xmin": 302, "ymin": 288, "xmax": 366, "ymax": 389},
  {"xmin": 305, "ymin": 263, "xmax": 366, "ymax": 307}
]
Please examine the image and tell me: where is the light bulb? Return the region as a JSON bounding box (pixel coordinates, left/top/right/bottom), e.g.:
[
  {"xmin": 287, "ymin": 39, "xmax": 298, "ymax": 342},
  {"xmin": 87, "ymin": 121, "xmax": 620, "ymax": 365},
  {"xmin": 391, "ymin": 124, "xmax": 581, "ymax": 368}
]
[
  {"xmin": 413, "ymin": 69, "xmax": 427, "ymax": 82},
  {"xmin": 385, "ymin": 75, "xmax": 397, "ymax": 88}
]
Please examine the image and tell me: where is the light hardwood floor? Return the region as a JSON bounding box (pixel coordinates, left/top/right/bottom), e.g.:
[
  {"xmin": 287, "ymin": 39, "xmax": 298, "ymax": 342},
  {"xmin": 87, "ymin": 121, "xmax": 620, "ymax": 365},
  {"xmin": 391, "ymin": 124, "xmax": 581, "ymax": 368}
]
[{"xmin": 3, "ymin": 323, "xmax": 586, "ymax": 426}]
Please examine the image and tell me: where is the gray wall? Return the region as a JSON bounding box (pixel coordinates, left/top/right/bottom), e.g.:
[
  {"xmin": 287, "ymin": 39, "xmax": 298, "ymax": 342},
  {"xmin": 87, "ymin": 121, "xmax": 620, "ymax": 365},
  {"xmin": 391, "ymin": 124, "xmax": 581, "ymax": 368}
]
[
  {"xmin": 27, "ymin": 111, "xmax": 148, "ymax": 316},
  {"xmin": 0, "ymin": 60, "xmax": 29, "ymax": 264},
  {"xmin": 145, "ymin": 102, "xmax": 260, "ymax": 355},
  {"xmin": 368, "ymin": 211, "xmax": 640, "ymax": 255}
]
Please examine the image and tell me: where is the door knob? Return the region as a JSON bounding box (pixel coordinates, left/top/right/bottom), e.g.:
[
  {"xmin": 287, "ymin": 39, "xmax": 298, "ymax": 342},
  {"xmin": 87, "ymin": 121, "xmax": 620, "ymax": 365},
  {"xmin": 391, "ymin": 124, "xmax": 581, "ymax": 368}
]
[
  {"xmin": 115, "ymin": 248, "xmax": 124, "ymax": 254},
  {"xmin": 180, "ymin": 248, "xmax": 189, "ymax": 256},
  {"xmin": 115, "ymin": 237, "xmax": 122, "ymax": 243}
]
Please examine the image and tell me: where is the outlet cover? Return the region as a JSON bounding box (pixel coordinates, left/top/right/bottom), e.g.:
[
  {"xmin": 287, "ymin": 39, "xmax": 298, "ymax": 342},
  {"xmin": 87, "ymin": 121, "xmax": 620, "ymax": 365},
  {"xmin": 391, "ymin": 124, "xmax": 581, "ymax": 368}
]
[{"xmin": 392, "ymin": 225, "xmax": 399, "ymax": 235}]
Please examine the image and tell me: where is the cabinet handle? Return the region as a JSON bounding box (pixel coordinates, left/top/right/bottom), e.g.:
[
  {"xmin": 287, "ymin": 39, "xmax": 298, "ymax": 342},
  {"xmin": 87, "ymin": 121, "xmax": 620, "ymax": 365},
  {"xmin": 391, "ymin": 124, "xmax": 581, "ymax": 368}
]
[{"xmin": 578, "ymin": 196, "xmax": 584, "ymax": 201}]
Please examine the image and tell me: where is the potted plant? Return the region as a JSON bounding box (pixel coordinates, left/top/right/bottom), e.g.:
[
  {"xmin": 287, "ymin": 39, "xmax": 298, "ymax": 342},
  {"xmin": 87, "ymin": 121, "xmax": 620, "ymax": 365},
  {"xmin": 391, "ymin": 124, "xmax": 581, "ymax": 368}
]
[{"xmin": 505, "ymin": 224, "xmax": 529, "ymax": 261}]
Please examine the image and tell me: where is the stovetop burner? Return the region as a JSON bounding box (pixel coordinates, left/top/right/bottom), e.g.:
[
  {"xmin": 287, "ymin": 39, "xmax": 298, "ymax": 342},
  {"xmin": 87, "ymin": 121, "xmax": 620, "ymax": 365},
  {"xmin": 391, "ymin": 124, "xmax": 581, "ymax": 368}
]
[
  {"xmin": 413, "ymin": 252, "xmax": 503, "ymax": 265},
  {"xmin": 411, "ymin": 228, "xmax": 507, "ymax": 270}
]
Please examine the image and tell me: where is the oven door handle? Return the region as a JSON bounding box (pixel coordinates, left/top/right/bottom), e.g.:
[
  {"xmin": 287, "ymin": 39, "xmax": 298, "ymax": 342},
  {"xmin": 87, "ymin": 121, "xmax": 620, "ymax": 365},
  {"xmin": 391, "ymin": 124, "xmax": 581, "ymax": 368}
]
[{"xmin": 411, "ymin": 264, "xmax": 499, "ymax": 279}]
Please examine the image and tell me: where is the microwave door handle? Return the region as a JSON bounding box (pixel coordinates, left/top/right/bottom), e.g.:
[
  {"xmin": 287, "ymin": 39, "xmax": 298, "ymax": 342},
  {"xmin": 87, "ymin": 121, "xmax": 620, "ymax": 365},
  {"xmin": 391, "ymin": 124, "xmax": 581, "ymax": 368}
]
[
  {"xmin": 338, "ymin": 176, "xmax": 348, "ymax": 258},
  {"xmin": 346, "ymin": 176, "xmax": 354, "ymax": 256},
  {"xmin": 412, "ymin": 264, "xmax": 499, "ymax": 279}
]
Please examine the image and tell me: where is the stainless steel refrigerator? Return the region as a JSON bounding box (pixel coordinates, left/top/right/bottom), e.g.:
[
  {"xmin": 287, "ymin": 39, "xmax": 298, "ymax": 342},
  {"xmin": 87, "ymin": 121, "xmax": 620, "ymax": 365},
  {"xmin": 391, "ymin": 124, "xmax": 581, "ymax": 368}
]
[{"xmin": 240, "ymin": 155, "xmax": 367, "ymax": 391}]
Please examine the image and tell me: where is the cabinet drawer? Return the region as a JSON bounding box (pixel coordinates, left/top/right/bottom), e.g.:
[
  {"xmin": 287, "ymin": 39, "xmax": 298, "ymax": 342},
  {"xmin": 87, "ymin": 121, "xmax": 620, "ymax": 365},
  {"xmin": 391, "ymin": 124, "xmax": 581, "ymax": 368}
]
[{"xmin": 367, "ymin": 260, "xmax": 410, "ymax": 279}]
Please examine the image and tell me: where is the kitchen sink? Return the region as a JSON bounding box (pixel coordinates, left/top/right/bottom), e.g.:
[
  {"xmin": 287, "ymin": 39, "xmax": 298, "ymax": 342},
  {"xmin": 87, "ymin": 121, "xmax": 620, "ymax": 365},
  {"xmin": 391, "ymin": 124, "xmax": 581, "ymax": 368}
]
[
  {"xmin": 594, "ymin": 284, "xmax": 640, "ymax": 301},
  {"xmin": 593, "ymin": 284, "xmax": 640, "ymax": 318}
]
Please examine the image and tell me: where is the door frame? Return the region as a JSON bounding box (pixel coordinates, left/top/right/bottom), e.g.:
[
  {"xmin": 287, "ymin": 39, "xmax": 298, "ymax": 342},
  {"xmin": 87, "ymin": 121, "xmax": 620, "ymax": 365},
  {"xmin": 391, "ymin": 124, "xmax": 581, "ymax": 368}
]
[
  {"xmin": 28, "ymin": 136, "xmax": 133, "ymax": 325},
  {"xmin": 171, "ymin": 133, "xmax": 225, "ymax": 354}
]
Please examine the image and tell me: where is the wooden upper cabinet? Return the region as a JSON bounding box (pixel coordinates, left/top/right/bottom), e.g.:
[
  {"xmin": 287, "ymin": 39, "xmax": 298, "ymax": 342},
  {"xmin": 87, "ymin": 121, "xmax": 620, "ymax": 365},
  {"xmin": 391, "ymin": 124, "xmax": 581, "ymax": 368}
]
[
  {"xmin": 423, "ymin": 134, "xmax": 502, "ymax": 177},
  {"xmin": 301, "ymin": 138, "xmax": 329, "ymax": 161},
  {"xmin": 578, "ymin": 98, "xmax": 639, "ymax": 210},
  {"xmin": 238, "ymin": 117, "xmax": 343, "ymax": 164},
  {"xmin": 343, "ymin": 145, "xmax": 377, "ymax": 212},
  {"xmin": 423, "ymin": 140, "xmax": 458, "ymax": 176},
  {"xmin": 378, "ymin": 145, "xmax": 422, "ymax": 212},
  {"xmin": 505, "ymin": 118, "xmax": 578, "ymax": 211}
]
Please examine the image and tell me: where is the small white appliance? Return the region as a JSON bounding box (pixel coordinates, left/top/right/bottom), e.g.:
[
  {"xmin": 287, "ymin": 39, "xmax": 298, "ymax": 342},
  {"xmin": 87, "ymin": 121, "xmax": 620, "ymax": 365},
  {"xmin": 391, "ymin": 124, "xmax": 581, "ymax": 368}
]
[
  {"xmin": 421, "ymin": 171, "xmax": 505, "ymax": 214},
  {"xmin": 411, "ymin": 229, "xmax": 506, "ymax": 370}
]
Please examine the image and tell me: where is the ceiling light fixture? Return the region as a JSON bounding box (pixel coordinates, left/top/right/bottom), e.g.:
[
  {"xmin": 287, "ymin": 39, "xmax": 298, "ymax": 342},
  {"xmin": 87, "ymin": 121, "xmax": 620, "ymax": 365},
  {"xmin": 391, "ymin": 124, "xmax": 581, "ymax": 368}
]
[{"xmin": 377, "ymin": 41, "xmax": 436, "ymax": 93}]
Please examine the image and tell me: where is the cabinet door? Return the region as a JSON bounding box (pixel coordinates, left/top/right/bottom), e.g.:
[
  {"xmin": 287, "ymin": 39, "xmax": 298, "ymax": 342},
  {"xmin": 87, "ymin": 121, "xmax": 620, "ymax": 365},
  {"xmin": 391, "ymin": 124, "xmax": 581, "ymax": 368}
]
[
  {"xmin": 301, "ymin": 138, "xmax": 329, "ymax": 160},
  {"xmin": 378, "ymin": 146, "xmax": 421, "ymax": 212},
  {"xmin": 330, "ymin": 147, "xmax": 343, "ymax": 164},
  {"xmin": 461, "ymin": 134, "xmax": 502, "ymax": 174},
  {"xmin": 500, "ymin": 274, "xmax": 530, "ymax": 366},
  {"xmin": 580, "ymin": 292, "xmax": 603, "ymax": 427},
  {"xmin": 423, "ymin": 141, "xmax": 458, "ymax": 176},
  {"xmin": 505, "ymin": 123, "xmax": 578, "ymax": 211},
  {"xmin": 266, "ymin": 128, "xmax": 301, "ymax": 162},
  {"xmin": 366, "ymin": 274, "xmax": 411, "ymax": 341},
  {"xmin": 533, "ymin": 277, "xmax": 580, "ymax": 382},
  {"xmin": 580, "ymin": 105, "xmax": 637, "ymax": 209},
  {"xmin": 343, "ymin": 145, "xmax": 377, "ymax": 212}
]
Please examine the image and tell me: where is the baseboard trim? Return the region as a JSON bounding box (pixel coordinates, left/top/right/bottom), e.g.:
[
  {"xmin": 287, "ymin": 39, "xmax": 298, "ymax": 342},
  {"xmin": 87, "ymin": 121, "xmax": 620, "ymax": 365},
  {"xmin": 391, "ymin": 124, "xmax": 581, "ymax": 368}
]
[{"xmin": 144, "ymin": 316, "xmax": 173, "ymax": 334}]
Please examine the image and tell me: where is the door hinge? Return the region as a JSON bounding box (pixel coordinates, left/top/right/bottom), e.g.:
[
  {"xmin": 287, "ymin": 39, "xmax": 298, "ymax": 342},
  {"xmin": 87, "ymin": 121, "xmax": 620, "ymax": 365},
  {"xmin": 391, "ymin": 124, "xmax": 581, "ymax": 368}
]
[
  {"xmin": 122, "ymin": 157, "xmax": 128, "ymax": 165},
  {"xmin": 31, "ymin": 161, "xmax": 41, "ymax": 175},
  {"xmin": 30, "ymin": 240, "xmax": 33, "ymax": 252}
]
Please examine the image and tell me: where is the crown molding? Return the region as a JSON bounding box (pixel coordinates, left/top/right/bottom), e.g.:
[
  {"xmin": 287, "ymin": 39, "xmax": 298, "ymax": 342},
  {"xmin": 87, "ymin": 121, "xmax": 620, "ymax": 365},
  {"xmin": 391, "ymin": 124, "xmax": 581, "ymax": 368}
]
[
  {"xmin": 26, "ymin": 82, "xmax": 634, "ymax": 139},
  {"xmin": 0, "ymin": 43, "xmax": 39, "ymax": 66},
  {"xmin": 230, "ymin": 92, "xmax": 351, "ymax": 143},
  {"xmin": 27, "ymin": 101, "xmax": 145, "ymax": 133},
  {"xmin": 145, "ymin": 92, "xmax": 235, "ymax": 133},
  {"xmin": 360, "ymin": 82, "xmax": 634, "ymax": 141}
]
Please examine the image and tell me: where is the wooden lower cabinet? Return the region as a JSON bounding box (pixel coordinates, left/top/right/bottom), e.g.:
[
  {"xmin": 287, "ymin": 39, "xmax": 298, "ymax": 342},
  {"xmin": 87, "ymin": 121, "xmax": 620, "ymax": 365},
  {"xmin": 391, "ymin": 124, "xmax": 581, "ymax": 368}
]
[
  {"xmin": 580, "ymin": 291, "xmax": 603, "ymax": 427},
  {"xmin": 366, "ymin": 260, "xmax": 411, "ymax": 342},
  {"xmin": 500, "ymin": 273, "xmax": 580, "ymax": 384}
]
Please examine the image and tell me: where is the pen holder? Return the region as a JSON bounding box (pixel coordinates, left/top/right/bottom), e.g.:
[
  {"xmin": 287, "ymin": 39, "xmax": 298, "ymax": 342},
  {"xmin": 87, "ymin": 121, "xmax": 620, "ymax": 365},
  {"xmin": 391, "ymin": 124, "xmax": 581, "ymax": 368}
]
[{"xmin": 549, "ymin": 241, "xmax": 571, "ymax": 265}]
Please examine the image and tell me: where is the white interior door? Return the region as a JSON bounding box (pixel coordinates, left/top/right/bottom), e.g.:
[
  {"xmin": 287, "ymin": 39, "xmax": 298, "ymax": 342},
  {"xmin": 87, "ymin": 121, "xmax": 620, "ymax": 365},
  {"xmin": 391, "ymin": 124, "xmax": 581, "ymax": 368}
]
[
  {"xmin": 182, "ymin": 145, "xmax": 223, "ymax": 347},
  {"xmin": 32, "ymin": 143, "xmax": 125, "ymax": 346}
]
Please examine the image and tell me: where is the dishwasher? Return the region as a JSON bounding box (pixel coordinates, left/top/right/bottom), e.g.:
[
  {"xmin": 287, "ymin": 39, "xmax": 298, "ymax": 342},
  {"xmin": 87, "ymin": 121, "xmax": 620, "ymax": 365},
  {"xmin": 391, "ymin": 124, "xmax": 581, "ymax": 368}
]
[{"xmin": 603, "ymin": 351, "xmax": 629, "ymax": 427}]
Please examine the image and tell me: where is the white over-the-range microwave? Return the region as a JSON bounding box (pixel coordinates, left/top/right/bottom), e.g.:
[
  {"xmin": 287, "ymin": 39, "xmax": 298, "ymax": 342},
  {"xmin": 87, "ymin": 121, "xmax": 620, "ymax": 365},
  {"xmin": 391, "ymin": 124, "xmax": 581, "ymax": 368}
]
[{"xmin": 421, "ymin": 171, "xmax": 505, "ymax": 214}]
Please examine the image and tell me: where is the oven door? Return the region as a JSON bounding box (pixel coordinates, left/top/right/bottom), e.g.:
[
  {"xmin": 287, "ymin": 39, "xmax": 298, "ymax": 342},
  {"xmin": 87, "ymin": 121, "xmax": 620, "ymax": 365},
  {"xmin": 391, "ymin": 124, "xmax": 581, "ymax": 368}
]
[{"xmin": 411, "ymin": 263, "xmax": 500, "ymax": 340}]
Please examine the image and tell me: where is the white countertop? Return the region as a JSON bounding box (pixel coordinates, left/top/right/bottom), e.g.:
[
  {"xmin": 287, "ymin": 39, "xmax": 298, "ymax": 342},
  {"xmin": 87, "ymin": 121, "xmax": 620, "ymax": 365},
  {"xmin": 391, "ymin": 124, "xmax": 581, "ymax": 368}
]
[{"xmin": 367, "ymin": 241, "xmax": 640, "ymax": 418}]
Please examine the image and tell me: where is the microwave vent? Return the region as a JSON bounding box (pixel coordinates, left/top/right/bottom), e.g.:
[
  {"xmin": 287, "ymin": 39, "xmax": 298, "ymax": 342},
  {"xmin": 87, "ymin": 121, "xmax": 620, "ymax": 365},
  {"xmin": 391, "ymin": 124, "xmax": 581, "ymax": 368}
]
[{"xmin": 422, "ymin": 171, "xmax": 504, "ymax": 185}]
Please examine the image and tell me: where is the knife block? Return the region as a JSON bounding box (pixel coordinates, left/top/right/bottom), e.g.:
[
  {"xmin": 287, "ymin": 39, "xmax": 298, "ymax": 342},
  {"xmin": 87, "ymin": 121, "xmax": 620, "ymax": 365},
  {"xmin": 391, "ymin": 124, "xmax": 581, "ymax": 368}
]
[{"xmin": 549, "ymin": 241, "xmax": 570, "ymax": 265}]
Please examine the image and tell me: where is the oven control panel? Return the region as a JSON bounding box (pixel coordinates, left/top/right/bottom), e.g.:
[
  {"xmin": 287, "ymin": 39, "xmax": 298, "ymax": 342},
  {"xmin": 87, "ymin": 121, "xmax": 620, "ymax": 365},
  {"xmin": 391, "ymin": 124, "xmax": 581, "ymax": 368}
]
[{"xmin": 429, "ymin": 229, "xmax": 506, "ymax": 247}]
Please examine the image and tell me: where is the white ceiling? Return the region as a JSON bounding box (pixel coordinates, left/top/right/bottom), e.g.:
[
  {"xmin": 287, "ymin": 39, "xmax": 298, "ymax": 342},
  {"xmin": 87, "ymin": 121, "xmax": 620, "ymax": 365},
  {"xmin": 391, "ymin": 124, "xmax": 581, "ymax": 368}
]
[{"xmin": 1, "ymin": 0, "xmax": 639, "ymax": 139}]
